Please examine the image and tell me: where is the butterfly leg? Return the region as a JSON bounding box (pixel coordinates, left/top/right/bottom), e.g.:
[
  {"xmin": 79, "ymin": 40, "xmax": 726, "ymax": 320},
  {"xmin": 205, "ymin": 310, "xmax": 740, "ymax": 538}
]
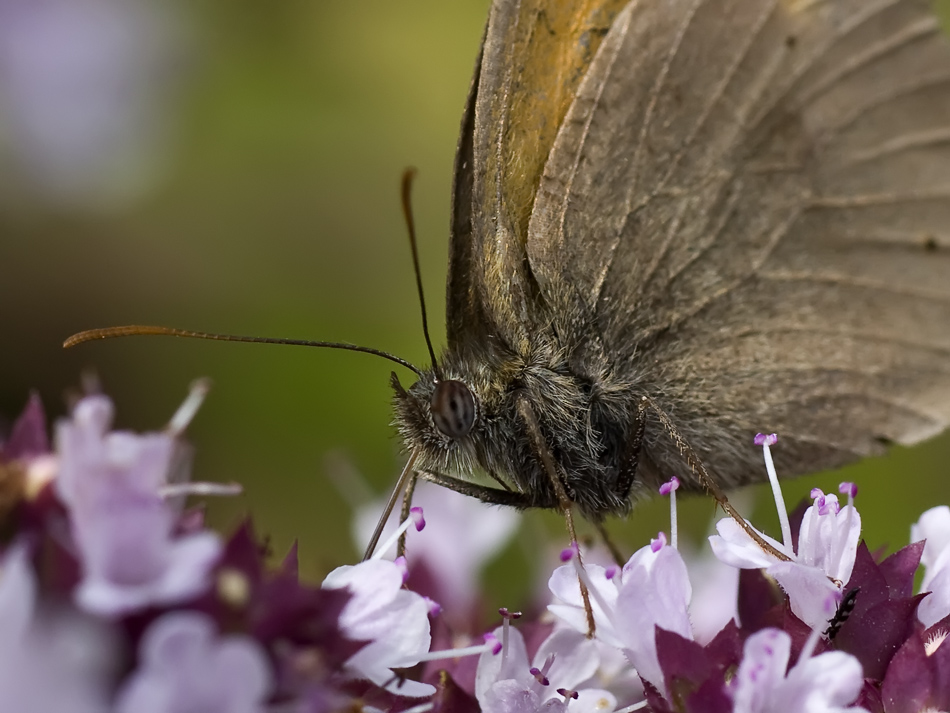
[
  {"xmin": 414, "ymin": 469, "xmax": 541, "ymax": 508},
  {"xmin": 613, "ymin": 403, "xmax": 647, "ymax": 502},
  {"xmin": 591, "ymin": 519, "xmax": 626, "ymax": 566},
  {"xmin": 396, "ymin": 470, "xmax": 419, "ymax": 558},
  {"xmin": 639, "ymin": 396, "xmax": 791, "ymax": 563},
  {"xmin": 515, "ymin": 394, "xmax": 596, "ymax": 637},
  {"xmin": 363, "ymin": 451, "xmax": 419, "ymax": 561}
]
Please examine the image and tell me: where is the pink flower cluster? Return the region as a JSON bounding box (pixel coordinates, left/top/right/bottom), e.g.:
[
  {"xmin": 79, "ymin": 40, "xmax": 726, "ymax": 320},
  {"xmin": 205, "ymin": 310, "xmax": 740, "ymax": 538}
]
[{"xmin": 2, "ymin": 389, "xmax": 950, "ymax": 713}]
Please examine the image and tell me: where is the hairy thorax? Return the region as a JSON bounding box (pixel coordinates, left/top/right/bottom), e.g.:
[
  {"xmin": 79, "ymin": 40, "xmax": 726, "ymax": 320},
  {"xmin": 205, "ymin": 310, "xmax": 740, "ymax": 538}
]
[{"xmin": 391, "ymin": 335, "xmax": 643, "ymax": 518}]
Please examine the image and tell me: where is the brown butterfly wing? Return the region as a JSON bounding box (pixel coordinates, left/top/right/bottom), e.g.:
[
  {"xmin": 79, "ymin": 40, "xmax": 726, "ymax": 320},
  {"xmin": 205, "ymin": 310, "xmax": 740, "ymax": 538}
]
[
  {"xmin": 526, "ymin": 0, "xmax": 950, "ymax": 486},
  {"xmin": 445, "ymin": 32, "xmax": 485, "ymax": 350},
  {"xmin": 447, "ymin": 0, "xmax": 630, "ymax": 353}
]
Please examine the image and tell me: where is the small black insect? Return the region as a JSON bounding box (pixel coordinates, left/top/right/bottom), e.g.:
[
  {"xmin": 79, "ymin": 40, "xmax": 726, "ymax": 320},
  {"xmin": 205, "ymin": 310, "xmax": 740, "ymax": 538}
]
[{"xmin": 824, "ymin": 587, "xmax": 860, "ymax": 641}]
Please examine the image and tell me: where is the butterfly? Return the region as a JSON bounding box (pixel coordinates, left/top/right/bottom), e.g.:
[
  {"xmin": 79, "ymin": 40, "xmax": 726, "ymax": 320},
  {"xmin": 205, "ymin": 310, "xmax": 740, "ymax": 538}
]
[
  {"xmin": 389, "ymin": 0, "xmax": 950, "ymax": 538},
  {"xmin": 67, "ymin": 0, "xmax": 950, "ymax": 559}
]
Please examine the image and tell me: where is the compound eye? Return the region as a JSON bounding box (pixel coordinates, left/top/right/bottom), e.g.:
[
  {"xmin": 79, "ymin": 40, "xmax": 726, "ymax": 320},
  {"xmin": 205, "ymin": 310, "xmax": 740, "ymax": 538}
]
[{"xmin": 430, "ymin": 380, "xmax": 476, "ymax": 439}]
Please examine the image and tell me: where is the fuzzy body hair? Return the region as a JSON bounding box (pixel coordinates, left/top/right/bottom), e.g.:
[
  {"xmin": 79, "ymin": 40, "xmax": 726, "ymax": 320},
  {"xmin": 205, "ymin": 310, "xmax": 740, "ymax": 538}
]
[{"xmin": 392, "ymin": 309, "xmax": 656, "ymax": 518}]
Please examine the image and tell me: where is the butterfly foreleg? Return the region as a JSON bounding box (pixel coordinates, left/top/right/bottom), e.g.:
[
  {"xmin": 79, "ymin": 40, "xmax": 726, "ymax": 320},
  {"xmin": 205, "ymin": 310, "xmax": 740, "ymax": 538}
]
[
  {"xmin": 396, "ymin": 470, "xmax": 419, "ymax": 559},
  {"xmin": 639, "ymin": 395, "xmax": 792, "ymax": 563},
  {"xmin": 414, "ymin": 469, "xmax": 540, "ymax": 508},
  {"xmin": 613, "ymin": 403, "xmax": 647, "ymax": 503},
  {"xmin": 590, "ymin": 520, "xmax": 626, "ymax": 566},
  {"xmin": 515, "ymin": 394, "xmax": 596, "ymax": 638}
]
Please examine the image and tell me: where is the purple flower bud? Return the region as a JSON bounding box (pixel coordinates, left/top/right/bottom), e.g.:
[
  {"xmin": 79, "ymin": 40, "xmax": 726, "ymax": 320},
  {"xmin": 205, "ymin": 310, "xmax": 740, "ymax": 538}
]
[
  {"xmin": 424, "ymin": 597, "xmax": 441, "ymax": 617},
  {"xmin": 659, "ymin": 476, "xmax": 680, "ymax": 496},
  {"xmin": 530, "ymin": 667, "xmax": 550, "ymax": 686},
  {"xmin": 560, "ymin": 542, "xmax": 579, "ymax": 562},
  {"xmin": 483, "ymin": 632, "xmax": 502, "ymax": 656},
  {"xmin": 409, "ymin": 506, "xmax": 425, "ymax": 531},
  {"xmin": 393, "ymin": 555, "xmax": 409, "ymax": 583}
]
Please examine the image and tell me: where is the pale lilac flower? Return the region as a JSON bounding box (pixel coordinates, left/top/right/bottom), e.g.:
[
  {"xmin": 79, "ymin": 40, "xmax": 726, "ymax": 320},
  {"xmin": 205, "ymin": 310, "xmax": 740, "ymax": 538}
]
[
  {"xmin": 55, "ymin": 395, "xmax": 175, "ymax": 507},
  {"xmin": 115, "ymin": 611, "xmax": 271, "ymax": 713},
  {"xmin": 0, "ymin": 544, "xmax": 115, "ymax": 713},
  {"xmin": 475, "ymin": 623, "xmax": 616, "ymax": 713},
  {"xmin": 548, "ymin": 560, "xmax": 623, "ymax": 649},
  {"xmin": 321, "ymin": 557, "xmax": 435, "ymax": 698},
  {"xmin": 612, "ymin": 540, "xmax": 693, "ymax": 695},
  {"xmin": 0, "ymin": 543, "xmax": 33, "ymax": 643},
  {"xmin": 549, "ymin": 538, "xmax": 692, "ymax": 696},
  {"xmin": 353, "ymin": 479, "xmax": 520, "ymax": 615},
  {"xmin": 683, "ymin": 544, "xmax": 740, "ymax": 646},
  {"xmin": 577, "ymin": 639, "xmax": 645, "ymax": 707},
  {"xmin": 912, "ymin": 505, "xmax": 950, "ymax": 627},
  {"xmin": 710, "ymin": 488, "xmax": 861, "ymax": 633},
  {"xmin": 730, "ymin": 627, "xmax": 868, "ymax": 713},
  {"xmin": 545, "ymin": 562, "xmax": 644, "ymax": 703},
  {"xmin": 73, "ymin": 489, "xmax": 222, "ymax": 615},
  {"xmin": 54, "ymin": 394, "xmax": 222, "ymax": 616}
]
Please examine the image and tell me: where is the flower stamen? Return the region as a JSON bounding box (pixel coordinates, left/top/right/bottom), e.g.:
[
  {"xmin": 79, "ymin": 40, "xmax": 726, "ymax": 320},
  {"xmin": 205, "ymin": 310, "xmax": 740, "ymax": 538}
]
[
  {"xmin": 414, "ymin": 639, "xmax": 498, "ymax": 662},
  {"xmin": 159, "ymin": 481, "xmax": 243, "ymax": 499},
  {"xmin": 756, "ymin": 433, "xmax": 793, "ymax": 553},
  {"xmin": 529, "ymin": 666, "xmax": 550, "ymax": 686},
  {"xmin": 614, "ymin": 702, "xmax": 650, "ymax": 713},
  {"xmin": 372, "ymin": 508, "xmax": 425, "ymax": 560},
  {"xmin": 557, "ymin": 687, "xmax": 579, "ymax": 701},
  {"xmin": 166, "ymin": 379, "xmax": 211, "ymax": 437},
  {"xmin": 659, "ymin": 477, "xmax": 680, "ymax": 549}
]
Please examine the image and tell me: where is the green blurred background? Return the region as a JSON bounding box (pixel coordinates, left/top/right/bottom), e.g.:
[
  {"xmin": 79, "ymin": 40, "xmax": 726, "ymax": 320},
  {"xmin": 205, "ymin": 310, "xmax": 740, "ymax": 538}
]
[{"xmin": 1, "ymin": 0, "xmax": 950, "ymax": 604}]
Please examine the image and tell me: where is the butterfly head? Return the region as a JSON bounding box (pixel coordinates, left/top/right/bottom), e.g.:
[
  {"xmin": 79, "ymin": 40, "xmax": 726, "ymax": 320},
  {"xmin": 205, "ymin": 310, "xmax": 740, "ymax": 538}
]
[{"xmin": 390, "ymin": 370, "xmax": 483, "ymax": 473}]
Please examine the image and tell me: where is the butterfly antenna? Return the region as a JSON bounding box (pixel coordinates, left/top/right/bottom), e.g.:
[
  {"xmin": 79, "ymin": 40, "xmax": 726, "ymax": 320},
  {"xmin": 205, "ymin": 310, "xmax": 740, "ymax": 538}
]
[
  {"xmin": 63, "ymin": 326, "xmax": 423, "ymax": 376},
  {"xmin": 401, "ymin": 168, "xmax": 442, "ymax": 380}
]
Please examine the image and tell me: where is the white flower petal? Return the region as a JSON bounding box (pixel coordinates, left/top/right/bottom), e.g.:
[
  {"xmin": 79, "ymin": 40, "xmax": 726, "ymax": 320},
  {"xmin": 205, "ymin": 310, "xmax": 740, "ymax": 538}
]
[
  {"xmin": 547, "ymin": 563, "xmax": 621, "ymax": 647},
  {"xmin": 731, "ymin": 628, "xmax": 791, "ymax": 713},
  {"xmin": 0, "ymin": 543, "xmax": 36, "ymax": 643},
  {"xmin": 912, "ymin": 505, "xmax": 950, "ymax": 571},
  {"xmin": 919, "ymin": 564, "xmax": 950, "ymax": 628},
  {"xmin": 613, "ymin": 545, "xmax": 692, "ymax": 694},
  {"xmin": 533, "ymin": 628, "xmax": 600, "ymax": 692},
  {"xmin": 731, "ymin": 629, "xmax": 867, "ymax": 713},
  {"xmin": 354, "ymin": 481, "xmax": 519, "ymax": 613},
  {"xmin": 709, "ymin": 518, "xmax": 786, "ymax": 570},
  {"xmin": 686, "ymin": 547, "xmax": 740, "ymax": 645},
  {"xmin": 780, "ymin": 651, "xmax": 867, "ymax": 713},
  {"xmin": 480, "ymin": 679, "xmax": 551, "ymax": 713},
  {"xmin": 572, "ymin": 688, "xmax": 617, "ymax": 713},
  {"xmin": 768, "ymin": 561, "xmax": 840, "ymax": 633},
  {"xmin": 322, "ymin": 558, "xmax": 433, "ymax": 697},
  {"xmin": 476, "ymin": 625, "xmax": 531, "ymax": 705}
]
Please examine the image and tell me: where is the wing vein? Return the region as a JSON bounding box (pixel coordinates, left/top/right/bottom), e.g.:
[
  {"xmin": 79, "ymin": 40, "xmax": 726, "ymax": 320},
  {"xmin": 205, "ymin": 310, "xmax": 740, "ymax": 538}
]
[
  {"xmin": 652, "ymin": 0, "xmax": 781, "ymax": 195},
  {"xmin": 699, "ymin": 325, "xmax": 950, "ymax": 359},
  {"xmin": 558, "ymin": 7, "xmax": 636, "ymax": 305},
  {"xmin": 811, "ymin": 188, "xmax": 950, "ymax": 208},
  {"xmin": 841, "ymin": 127, "xmax": 950, "ymax": 166},
  {"xmin": 760, "ymin": 270, "xmax": 950, "ymax": 302},
  {"xmin": 794, "ymin": 15, "xmax": 941, "ymax": 109},
  {"xmin": 748, "ymin": 0, "xmax": 903, "ymax": 129}
]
